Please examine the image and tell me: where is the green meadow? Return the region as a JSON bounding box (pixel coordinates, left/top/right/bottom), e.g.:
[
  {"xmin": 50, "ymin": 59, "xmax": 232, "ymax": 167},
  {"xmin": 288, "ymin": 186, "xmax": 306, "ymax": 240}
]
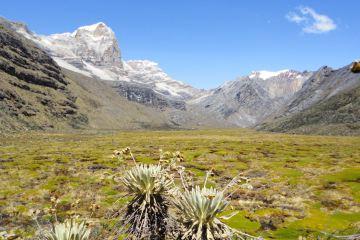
[{"xmin": 0, "ymin": 129, "xmax": 359, "ymax": 239}]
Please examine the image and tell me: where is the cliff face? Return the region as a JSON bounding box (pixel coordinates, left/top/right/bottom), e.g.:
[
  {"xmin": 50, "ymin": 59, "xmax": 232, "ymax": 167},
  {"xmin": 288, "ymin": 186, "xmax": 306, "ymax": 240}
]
[
  {"xmin": 109, "ymin": 81, "xmax": 186, "ymax": 111},
  {"xmin": 0, "ymin": 24, "xmax": 88, "ymax": 131},
  {"xmin": 0, "ymin": 24, "xmax": 67, "ymax": 89},
  {"xmin": 71, "ymin": 22, "xmax": 123, "ymax": 67}
]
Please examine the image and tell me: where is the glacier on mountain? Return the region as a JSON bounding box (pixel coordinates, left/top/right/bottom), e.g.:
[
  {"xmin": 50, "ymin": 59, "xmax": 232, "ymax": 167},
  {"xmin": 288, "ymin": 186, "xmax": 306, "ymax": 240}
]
[{"xmin": 9, "ymin": 21, "xmax": 202, "ymax": 100}]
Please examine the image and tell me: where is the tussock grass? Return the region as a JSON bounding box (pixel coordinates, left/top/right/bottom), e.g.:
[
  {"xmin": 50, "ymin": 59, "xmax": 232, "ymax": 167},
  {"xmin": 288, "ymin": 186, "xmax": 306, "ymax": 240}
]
[{"xmin": 0, "ymin": 129, "xmax": 359, "ymax": 239}]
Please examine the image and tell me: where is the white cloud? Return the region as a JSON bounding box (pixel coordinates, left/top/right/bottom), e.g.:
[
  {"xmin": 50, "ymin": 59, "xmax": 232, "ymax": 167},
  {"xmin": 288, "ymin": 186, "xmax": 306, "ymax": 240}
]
[
  {"xmin": 286, "ymin": 6, "xmax": 337, "ymax": 34},
  {"xmin": 286, "ymin": 12, "xmax": 306, "ymax": 24}
]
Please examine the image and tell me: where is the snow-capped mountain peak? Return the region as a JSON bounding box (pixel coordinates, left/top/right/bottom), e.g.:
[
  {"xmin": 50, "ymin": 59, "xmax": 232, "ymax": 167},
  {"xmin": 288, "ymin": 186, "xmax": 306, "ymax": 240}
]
[
  {"xmin": 123, "ymin": 60, "xmax": 204, "ymax": 99},
  {"xmin": 244, "ymin": 69, "xmax": 312, "ymax": 98},
  {"xmin": 44, "ymin": 22, "xmax": 122, "ymax": 67},
  {"xmin": 249, "ymin": 69, "xmax": 291, "ymax": 80},
  {"xmin": 73, "ymin": 22, "xmax": 116, "ymax": 45},
  {"xmin": 5, "ymin": 18, "xmax": 203, "ymax": 100},
  {"xmin": 75, "ymin": 22, "xmax": 108, "ymax": 33}
]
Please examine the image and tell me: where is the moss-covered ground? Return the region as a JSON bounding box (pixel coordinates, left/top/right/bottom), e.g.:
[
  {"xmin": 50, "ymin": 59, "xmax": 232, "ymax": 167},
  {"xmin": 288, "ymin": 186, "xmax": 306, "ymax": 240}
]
[{"xmin": 0, "ymin": 129, "xmax": 359, "ymax": 239}]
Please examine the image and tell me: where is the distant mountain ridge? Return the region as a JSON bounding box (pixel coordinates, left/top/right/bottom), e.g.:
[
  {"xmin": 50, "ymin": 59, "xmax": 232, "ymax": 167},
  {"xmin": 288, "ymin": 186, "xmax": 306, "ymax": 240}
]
[
  {"xmin": 0, "ymin": 16, "xmax": 359, "ymax": 135},
  {"xmin": 258, "ymin": 64, "xmax": 360, "ymax": 135},
  {"xmin": 190, "ymin": 70, "xmax": 312, "ymax": 126},
  {"xmin": 284, "ymin": 65, "xmax": 359, "ymax": 114}
]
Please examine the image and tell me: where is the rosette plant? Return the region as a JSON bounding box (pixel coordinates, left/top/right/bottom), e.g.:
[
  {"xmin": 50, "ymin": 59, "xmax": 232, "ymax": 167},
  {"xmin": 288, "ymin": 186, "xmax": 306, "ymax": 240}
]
[
  {"xmin": 172, "ymin": 170, "xmax": 260, "ymax": 240},
  {"xmin": 173, "ymin": 186, "xmax": 232, "ymax": 240},
  {"xmin": 120, "ymin": 164, "xmax": 174, "ymax": 239},
  {"xmin": 43, "ymin": 219, "xmax": 91, "ymax": 240}
]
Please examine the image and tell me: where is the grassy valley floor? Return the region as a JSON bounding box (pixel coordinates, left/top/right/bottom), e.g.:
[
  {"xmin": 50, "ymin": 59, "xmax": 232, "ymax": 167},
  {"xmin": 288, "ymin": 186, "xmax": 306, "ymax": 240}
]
[{"xmin": 0, "ymin": 129, "xmax": 359, "ymax": 239}]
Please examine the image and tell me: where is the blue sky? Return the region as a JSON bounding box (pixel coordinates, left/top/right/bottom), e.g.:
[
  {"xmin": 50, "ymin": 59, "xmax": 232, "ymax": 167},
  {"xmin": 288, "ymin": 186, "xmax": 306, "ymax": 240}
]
[{"xmin": 2, "ymin": 1, "xmax": 359, "ymax": 89}]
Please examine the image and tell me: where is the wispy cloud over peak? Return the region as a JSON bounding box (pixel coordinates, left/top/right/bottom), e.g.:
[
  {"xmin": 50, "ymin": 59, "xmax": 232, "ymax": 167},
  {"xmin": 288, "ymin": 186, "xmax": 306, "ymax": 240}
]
[{"xmin": 286, "ymin": 6, "xmax": 337, "ymax": 34}]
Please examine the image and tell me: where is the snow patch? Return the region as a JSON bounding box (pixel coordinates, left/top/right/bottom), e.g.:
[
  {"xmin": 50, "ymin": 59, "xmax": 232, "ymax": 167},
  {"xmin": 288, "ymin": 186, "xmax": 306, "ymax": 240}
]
[
  {"xmin": 249, "ymin": 70, "xmax": 290, "ymax": 80},
  {"xmin": 76, "ymin": 22, "xmax": 107, "ymax": 32},
  {"xmin": 83, "ymin": 62, "xmax": 116, "ymax": 80},
  {"xmin": 53, "ymin": 57, "xmax": 92, "ymax": 77}
]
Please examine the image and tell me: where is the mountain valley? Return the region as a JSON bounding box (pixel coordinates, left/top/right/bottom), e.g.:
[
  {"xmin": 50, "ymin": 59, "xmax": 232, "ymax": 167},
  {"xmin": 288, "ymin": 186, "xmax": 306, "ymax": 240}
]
[
  {"xmin": 0, "ymin": 17, "xmax": 359, "ymax": 135},
  {"xmin": 0, "ymin": 3, "xmax": 360, "ymax": 240}
]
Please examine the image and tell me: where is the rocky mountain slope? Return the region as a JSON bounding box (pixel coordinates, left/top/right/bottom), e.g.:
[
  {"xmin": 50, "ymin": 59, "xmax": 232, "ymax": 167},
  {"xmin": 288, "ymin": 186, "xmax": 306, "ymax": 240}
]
[
  {"xmin": 43, "ymin": 67, "xmax": 227, "ymax": 130},
  {"xmin": 0, "ymin": 22, "xmax": 191, "ymax": 131},
  {"xmin": 0, "ymin": 23, "xmax": 88, "ymax": 130},
  {"xmin": 0, "ymin": 20, "xmax": 228, "ymax": 132},
  {"xmin": 1, "ymin": 16, "xmax": 359, "ymax": 135},
  {"xmin": 190, "ymin": 70, "xmax": 312, "ymax": 127},
  {"xmin": 0, "ymin": 18, "xmax": 203, "ymax": 101},
  {"xmin": 0, "ymin": 17, "xmax": 314, "ymax": 126},
  {"xmin": 259, "ymin": 65, "xmax": 360, "ymax": 135},
  {"xmin": 123, "ymin": 60, "xmax": 204, "ymax": 100},
  {"xmin": 108, "ymin": 80, "xmax": 186, "ymax": 111},
  {"xmin": 282, "ymin": 65, "xmax": 359, "ymax": 115}
]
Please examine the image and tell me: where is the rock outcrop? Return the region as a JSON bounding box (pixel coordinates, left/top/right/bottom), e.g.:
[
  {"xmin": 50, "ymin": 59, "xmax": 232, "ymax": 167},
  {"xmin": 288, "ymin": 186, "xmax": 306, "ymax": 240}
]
[
  {"xmin": 351, "ymin": 61, "xmax": 360, "ymax": 73},
  {"xmin": 0, "ymin": 23, "xmax": 88, "ymax": 131},
  {"xmin": 109, "ymin": 81, "xmax": 186, "ymax": 111}
]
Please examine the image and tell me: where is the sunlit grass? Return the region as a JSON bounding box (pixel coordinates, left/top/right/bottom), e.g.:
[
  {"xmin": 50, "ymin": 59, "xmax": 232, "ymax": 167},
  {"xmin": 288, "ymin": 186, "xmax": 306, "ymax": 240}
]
[{"xmin": 0, "ymin": 129, "xmax": 359, "ymax": 239}]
